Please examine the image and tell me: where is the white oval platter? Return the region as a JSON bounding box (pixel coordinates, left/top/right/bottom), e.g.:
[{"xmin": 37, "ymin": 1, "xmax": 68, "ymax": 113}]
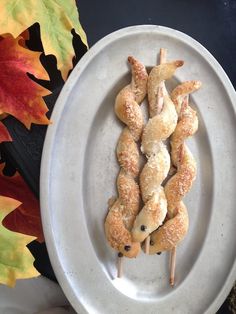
[{"xmin": 40, "ymin": 25, "xmax": 236, "ymax": 314}]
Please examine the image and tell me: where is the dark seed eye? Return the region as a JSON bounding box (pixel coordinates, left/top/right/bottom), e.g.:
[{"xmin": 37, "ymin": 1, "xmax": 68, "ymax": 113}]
[
  {"xmin": 150, "ymin": 240, "xmax": 154, "ymax": 246},
  {"xmin": 140, "ymin": 225, "xmax": 146, "ymax": 231},
  {"xmin": 156, "ymin": 252, "xmax": 162, "ymax": 255},
  {"xmin": 124, "ymin": 245, "xmax": 131, "ymax": 251},
  {"xmin": 118, "ymin": 252, "xmax": 123, "ymax": 257}
]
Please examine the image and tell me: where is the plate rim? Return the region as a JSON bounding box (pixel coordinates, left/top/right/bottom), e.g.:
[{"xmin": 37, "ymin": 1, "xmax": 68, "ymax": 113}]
[{"xmin": 40, "ymin": 24, "xmax": 236, "ymax": 314}]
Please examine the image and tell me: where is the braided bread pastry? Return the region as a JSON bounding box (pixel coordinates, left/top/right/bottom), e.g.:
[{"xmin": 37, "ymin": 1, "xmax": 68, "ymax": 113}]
[
  {"xmin": 131, "ymin": 60, "xmax": 184, "ymax": 243},
  {"xmin": 149, "ymin": 80, "xmax": 201, "ymax": 254},
  {"xmin": 104, "ymin": 56, "xmax": 148, "ymax": 258}
]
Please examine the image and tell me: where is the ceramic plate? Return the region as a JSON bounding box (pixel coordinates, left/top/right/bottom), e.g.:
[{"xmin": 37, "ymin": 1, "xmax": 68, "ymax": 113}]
[{"xmin": 40, "ymin": 25, "xmax": 236, "ymax": 314}]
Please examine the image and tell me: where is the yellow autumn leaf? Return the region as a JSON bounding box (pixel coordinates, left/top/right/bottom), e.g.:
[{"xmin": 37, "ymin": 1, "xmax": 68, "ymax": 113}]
[
  {"xmin": 0, "ymin": 196, "xmax": 39, "ymax": 287},
  {"xmin": 0, "ymin": 0, "xmax": 88, "ymax": 80}
]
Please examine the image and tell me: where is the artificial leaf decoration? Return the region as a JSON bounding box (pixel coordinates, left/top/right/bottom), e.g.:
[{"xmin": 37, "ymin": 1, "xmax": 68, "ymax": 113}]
[
  {"xmin": 0, "ymin": 196, "xmax": 39, "ymax": 287},
  {"xmin": 18, "ymin": 29, "xmax": 30, "ymax": 47},
  {"xmin": 0, "ymin": 35, "xmax": 51, "ymax": 129},
  {"xmin": 0, "ymin": 0, "xmax": 88, "ymax": 80},
  {"xmin": 0, "ymin": 164, "xmax": 44, "ymax": 242},
  {"xmin": 0, "ymin": 122, "xmax": 12, "ymax": 143}
]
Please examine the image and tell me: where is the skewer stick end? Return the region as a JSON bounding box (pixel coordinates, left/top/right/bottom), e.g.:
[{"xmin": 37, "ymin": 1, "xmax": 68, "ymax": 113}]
[
  {"xmin": 144, "ymin": 236, "xmax": 150, "ymax": 254},
  {"xmin": 160, "ymin": 48, "xmax": 167, "ymax": 64},
  {"xmin": 170, "ymin": 277, "xmax": 175, "ymax": 287},
  {"xmin": 117, "ymin": 252, "xmax": 123, "ymax": 278},
  {"xmin": 169, "ymin": 246, "xmax": 177, "ymax": 287}
]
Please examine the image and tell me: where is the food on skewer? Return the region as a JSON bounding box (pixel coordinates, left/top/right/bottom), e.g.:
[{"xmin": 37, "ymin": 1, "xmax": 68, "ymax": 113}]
[
  {"xmin": 104, "ymin": 56, "xmax": 148, "ymax": 275},
  {"xmin": 131, "ymin": 50, "xmax": 183, "ymax": 252},
  {"xmin": 148, "ymin": 81, "xmax": 201, "ymax": 285},
  {"xmin": 104, "ymin": 49, "xmax": 201, "ymax": 286}
]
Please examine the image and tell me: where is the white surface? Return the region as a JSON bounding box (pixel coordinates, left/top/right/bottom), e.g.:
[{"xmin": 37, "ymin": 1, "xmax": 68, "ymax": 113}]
[
  {"xmin": 40, "ymin": 25, "xmax": 236, "ymax": 314},
  {"xmin": 0, "ymin": 276, "xmax": 75, "ymax": 314}
]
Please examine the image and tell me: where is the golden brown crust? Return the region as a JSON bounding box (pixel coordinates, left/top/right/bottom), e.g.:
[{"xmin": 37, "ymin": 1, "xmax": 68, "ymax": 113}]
[
  {"xmin": 132, "ymin": 188, "xmax": 167, "ymax": 242},
  {"xmin": 115, "ymin": 87, "xmax": 143, "ymax": 141},
  {"xmin": 128, "ymin": 56, "xmax": 149, "ymax": 104},
  {"xmin": 116, "ymin": 128, "xmax": 139, "ymax": 177},
  {"xmin": 105, "ymin": 56, "xmax": 148, "ymax": 258},
  {"xmin": 105, "ymin": 200, "xmax": 140, "ymax": 257},
  {"xmin": 140, "ymin": 145, "xmax": 170, "ymax": 203},
  {"xmin": 141, "ymin": 95, "xmax": 178, "ymax": 155},
  {"xmin": 171, "ymin": 80, "xmax": 201, "ymax": 115},
  {"xmin": 148, "ymin": 61, "xmax": 184, "ymax": 118},
  {"xmin": 149, "ymin": 202, "xmax": 189, "ymax": 253},
  {"xmin": 117, "ymin": 170, "xmax": 140, "ymax": 229},
  {"xmin": 165, "ymin": 147, "xmax": 197, "ymax": 216}
]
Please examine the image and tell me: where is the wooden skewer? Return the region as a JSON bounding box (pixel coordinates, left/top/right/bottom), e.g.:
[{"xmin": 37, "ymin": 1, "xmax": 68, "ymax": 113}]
[
  {"xmin": 159, "ymin": 47, "xmax": 167, "ymax": 64},
  {"xmin": 117, "ymin": 253, "xmax": 123, "ymax": 278},
  {"xmin": 144, "ymin": 235, "xmax": 150, "ymax": 254},
  {"xmin": 157, "ymin": 48, "xmax": 167, "ymax": 113},
  {"xmin": 144, "ymin": 48, "xmax": 167, "ymax": 254},
  {"xmin": 170, "ymin": 246, "xmax": 177, "ymax": 286}
]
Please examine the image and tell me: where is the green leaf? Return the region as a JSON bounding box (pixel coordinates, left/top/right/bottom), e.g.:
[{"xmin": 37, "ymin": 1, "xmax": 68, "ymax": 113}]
[
  {"xmin": 0, "ymin": 0, "xmax": 88, "ymax": 80},
  {"xmin": 0, "ymin": 196, "xmax": 39, "ymax": 287}
]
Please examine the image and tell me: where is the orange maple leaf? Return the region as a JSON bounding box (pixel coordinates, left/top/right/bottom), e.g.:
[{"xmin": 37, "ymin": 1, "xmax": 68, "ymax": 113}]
[
  {"xmin": 0, "ymin": 34, "xmax": 51, "ymax": 129},
  {"xmin": 0, "ymin": 164, "xmax": 44, "ymax": 242}
]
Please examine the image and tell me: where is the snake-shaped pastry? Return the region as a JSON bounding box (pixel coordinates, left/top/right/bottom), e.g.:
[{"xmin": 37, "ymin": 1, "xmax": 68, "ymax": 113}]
[
  {"xmin": 149, "ymin": 80, "xmax": 201, "ymax": 254},
  {"xmin": 104, "ymin": 56, "xmax": 148, "ymax": 258},
  {"xmin": 131, "ymin": 59, "xmax": 184, "ymax": 243}
]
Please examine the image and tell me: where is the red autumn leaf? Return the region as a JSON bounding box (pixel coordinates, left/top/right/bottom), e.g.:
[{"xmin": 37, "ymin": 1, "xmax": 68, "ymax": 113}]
[
  {"xmin": 0, "ymin": 164, "xmax": 44, "ymax": 242},
  {"xmin": 18, "ymin": 30, "xmax": 30, "ymax": 47},
  {"xmin": 0, "ymin": 34, "xmax": 51, "ymax": 129},
  {"xmin": 0, "ymin": 122, "xmax": 12, "ymax": 143}
]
